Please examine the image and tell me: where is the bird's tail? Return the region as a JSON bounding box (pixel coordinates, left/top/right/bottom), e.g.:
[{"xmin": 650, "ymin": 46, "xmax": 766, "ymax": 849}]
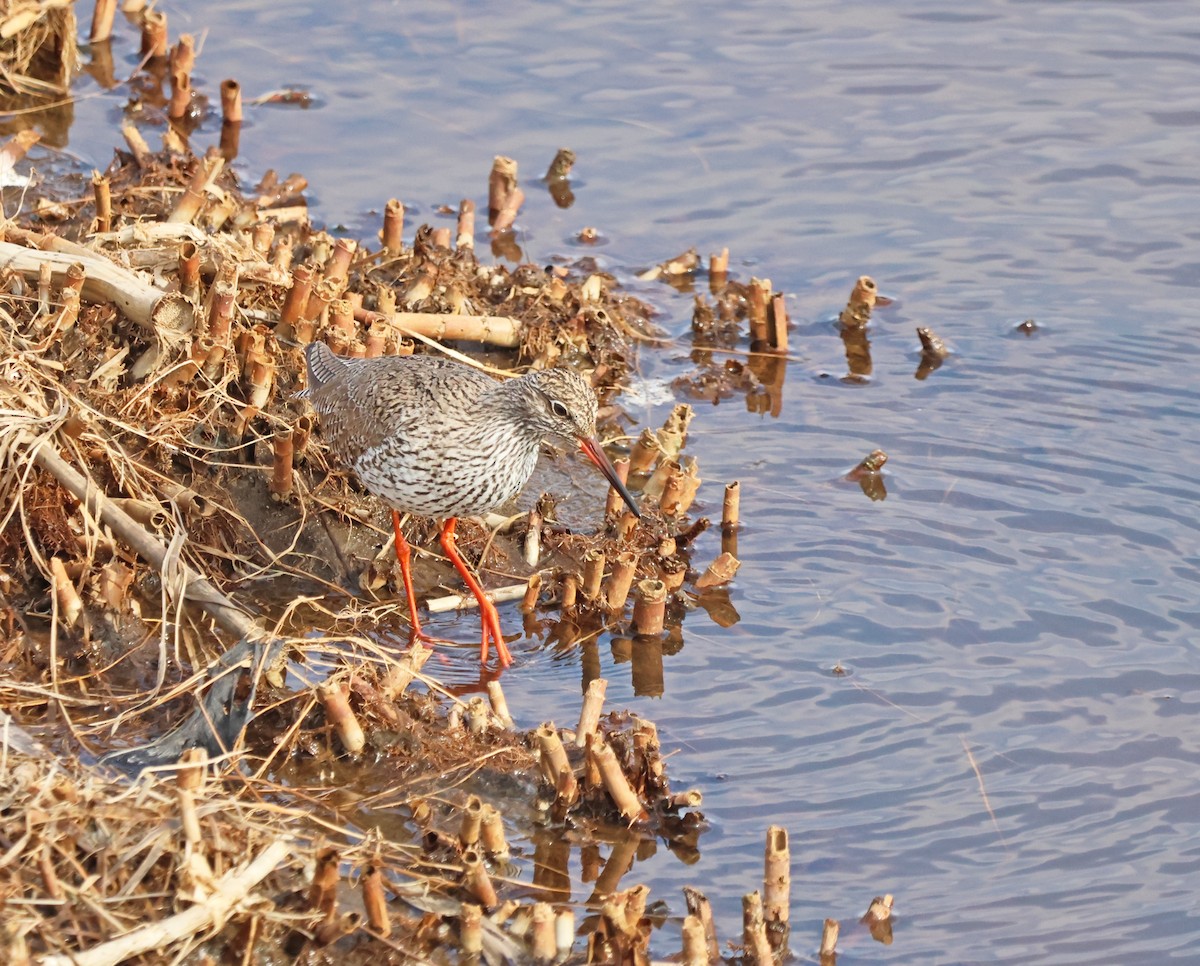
[{"xmin": 296, "ymin": 341, "xmax": 344, "ymax": 397}]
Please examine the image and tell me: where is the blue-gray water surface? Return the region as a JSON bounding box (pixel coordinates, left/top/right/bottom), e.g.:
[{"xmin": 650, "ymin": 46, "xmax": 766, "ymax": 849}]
[{"xmin": 48, "ymin": 1, "xmax": 1200, "ymax": 962}]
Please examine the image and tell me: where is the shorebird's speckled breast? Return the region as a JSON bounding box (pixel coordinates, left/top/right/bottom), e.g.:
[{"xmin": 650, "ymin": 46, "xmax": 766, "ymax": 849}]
[{"xmin": 301, "ymin": 344, "xmax": 599, "ymax": 519}]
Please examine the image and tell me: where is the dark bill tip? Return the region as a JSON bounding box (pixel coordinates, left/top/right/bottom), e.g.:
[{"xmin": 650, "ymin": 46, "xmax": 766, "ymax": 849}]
[{"xmin": 578, "ymin": 437, "xmax": 641, "ymax": 518}]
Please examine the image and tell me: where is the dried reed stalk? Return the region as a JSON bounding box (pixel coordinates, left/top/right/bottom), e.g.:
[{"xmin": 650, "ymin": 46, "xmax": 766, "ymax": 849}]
[
  {"xmin": 488, "ymin": 155, "xmax": 518, "ymax": 226},
  {"xmin": 168, "ymin": 153, "xmax": 225, "ymax": 225},
  {"xmin": 681, "ymin": 914, "xmax": 709, "ymax": 966},
  {"xmin": 279, "ymin": 263, "xmax": 312, "ymax": 332},
  {"xmin": 839, "ymin": 275, "xmax": 877, "ymax": 328},
  {"xmin": 91, "ymin": 171, "xmax": 111, "ymax": 233},
  {"xmin": 362, "ymin": 862, "xmax": 390, "ymax": 937},
  {"xmin": 819, "ymin": 918, "xmax": 839, "ymax": 957},
  {"xmin": 140, "ymin": 8, "xmax": 168, "ymax": 59},
  {"xmin": 708, "ymin": 247, "xmax": 729, "ymax": 289},
  {"xmin": 270, "ymin": 425, "xmax": 294, "ymax": 501},
  {"xmin": 479, "ymin": 804, "xmax": 509, "ymax": 861},
  {"xmin": 631, "ymin": 579, "xmax": 666, "ymax": 636},
  {"xmin": 722, "ymin": 480, "xmax": 740, "ymax": 530},
  {"xmin": 695, "ymin": 551, "xmax": 740, "ymax": 591},
  {"xmin": 575, "ymin": 677, "xmax": 607, "ymax": 747},
  {"xmin": 535, "ymin": 723, "xmax": 574, "ymax": 789},
  {"xmin": 763, "ymin": 825, "xmax": 790, "ymax": 950},
  {"xmin": 459, "ymin": 903, "xmax": 483, "ymax": 956},
  {"xmin": 381, "ymin": 198, "xmax": 404, "ymax": 254},
  {"xmin": 23, "ymin": 433, "xmax": 262, "ymax": 641},
  {"xmin": 376, "ymin": 309, "xmax": 522, "ymax": 349},
  {"xmin": 168, "ymin": 69, "xmax": 191, "ymax": 120},
  {"xmin": 582, "ymin": 549, "xmax": 605, "ymax": 601},
  {"xmin": 604, "ymin": 551, "xmax": 637, "ymax": 613},
  {"xmin": 49, "ymin": 555, "xmax": 82, "ymax": 627},
  {"xmin": 486, "ymin": 679, "xmax": 513, "ymax": 729},
  {"xmin": 683, "ymin": 887, "xmax": 719, "ymax": 962},
  {"xmin": 220, "ymin": 78, "xmax": 243, "ymax": 123},
  {"xmin": 741, "ymin": 892, "xmax": 773, "ymax": 966},
  {"xmin": 90, "ymin": 0, "xmax": 117, "ymax": 42},
  {"xmin": 318, "ymin": 681, "xmax": 365, "ymax": 754},
  {"xmin": 379, "ymin": 644, "xmax": 432, "ymax": 698},
  {"xmin": 531, "ymin": 902, "xmax": 556, "ymax": 963},
  {"xmin": 562, "ymin": 571, "xmax": 583, "ymax": 611},
  {"xmin": 604, "ymin": 457, "xmax": 631, "ymax": 516},
  {"xmin": 40, "ymin": 839, "xmax": 291, "ymax": 966},
  {"xmin": 459, "ymin": 794, "xmax": 483, "ymax": 848},
  {"xmin": 520, "ymin": 572, "xmax": 542, "ymax": 613},
  {"xmin": 770, "ymin": 293, "xmax": 789, "ymax": 353},
  {"xmin": 0, "ymin": 242, "xmax": 193, "ymax": 343},
  {"xmin": 628, "ymin": 429, "xmax": 660, "ymax": 474},
  {"xmin": 461, "ymin": 848, "xmax": 497, "ymax": 908},
  {"xmin": 456, "ymin": 198, "xmax": 475, "ymax": 251},
  {"xmin": 747, "ymin": 277, "xmax": 771, "ymax": 343},
  {"xmin": 591, "ymin": 738, "xmax": 645, "ymax": 823}
]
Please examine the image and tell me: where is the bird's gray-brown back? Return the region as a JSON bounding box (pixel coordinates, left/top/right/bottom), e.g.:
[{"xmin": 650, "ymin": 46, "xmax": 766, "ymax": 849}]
[{"xmin": 300, "ymin": 343, "xmax": 600, "ymax": 518}]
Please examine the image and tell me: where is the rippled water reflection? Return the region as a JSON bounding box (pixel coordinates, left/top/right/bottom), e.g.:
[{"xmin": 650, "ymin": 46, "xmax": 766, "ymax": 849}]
[{"xmin": 55, "ymin": 0, "xmax": 1200, "ymax": 960}]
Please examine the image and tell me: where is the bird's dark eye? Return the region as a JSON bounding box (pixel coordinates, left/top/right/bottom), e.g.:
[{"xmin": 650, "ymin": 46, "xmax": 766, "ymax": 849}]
[{"xmin": 549, "ymin": 399, "xmax": 570, "ymax": 419}]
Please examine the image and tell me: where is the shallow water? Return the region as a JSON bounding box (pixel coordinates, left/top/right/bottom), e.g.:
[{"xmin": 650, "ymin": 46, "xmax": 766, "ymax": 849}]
[{"xmin": 46, "ymin": 1, "xmax": 1200, "ymax": 961}]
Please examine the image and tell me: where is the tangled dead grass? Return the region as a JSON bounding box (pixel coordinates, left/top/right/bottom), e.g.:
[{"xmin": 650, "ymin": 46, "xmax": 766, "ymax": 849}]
[{"xmin": 0, "ymin": 124, "xmax": 733, "ymax": 959}]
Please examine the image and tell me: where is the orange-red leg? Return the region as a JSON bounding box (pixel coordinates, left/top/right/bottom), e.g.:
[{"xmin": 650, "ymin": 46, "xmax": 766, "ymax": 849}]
[
  {"xmin": 439, "ymin": 518, "xmax": 513, "ymax": 668},
  {"xmin": 392, "ymin": 510, "xmax": 436, "ymax": 648}
]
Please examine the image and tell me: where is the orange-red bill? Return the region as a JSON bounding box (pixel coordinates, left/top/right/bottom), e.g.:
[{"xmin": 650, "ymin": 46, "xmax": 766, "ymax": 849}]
[{"xmin": 579, "ymin": 437, "xmax": 641, "ymax": 517}]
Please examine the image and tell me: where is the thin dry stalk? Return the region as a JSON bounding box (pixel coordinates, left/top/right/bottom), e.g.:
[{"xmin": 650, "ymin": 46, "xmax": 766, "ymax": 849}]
[
  {"xmin": 382, "ymin": 198, "xmax": 404, "ymax": 254},
  {"xmin": 461, "ymin": 848, "xmax": 497, "ymax": 909},
  {"xmin": 591, "ymin": 738, "xmax": 645, "ymax": 824},
  {"xmin": 683, "ymin": 887, "xmax": 719, "ymax": 962},
  {"xmin": 535, "ymin": 723, "xmax": 573, "ymax": 788},
  {"xmin": 722, "ymin": 480, "xmax": 740, "ymax": 530},
  {"xmin": 270, "ymin": 425, "xmax": 294, "ymax": 501},
  {"xmin": 40, "ymin": 839, "xmax": 292, "ymax": 966},
  {"xmin": 742, "ymin": 892, "xmax": 773, "ymax": 966},
  {"xmin": 486, "ymin": 679, "xmax": 513, "ymax": 729},
  {"xmin": 49, "ymin": 555, "xmax": 82, "ymax": 627},
  {"xmin": 220, "ymin": 79, "xmax": 243, "ymax": 123},
  {"xmin": 582, "ymin": 549, "xmax": 605, "ymax": 601},
  {"xmin": 631, "ymin": 579, "xmax": 666, "ymax": 636},
  {"xmin": 488, "ymin": 155, "xmax": 518, "ymax": 226},
  {"xmin": 575, "ymin": 677, "xmax": 607, "ymax": 748},
  {"xmin": 770, "ymin": 293, "xmax": 789, "ymax": 353},
  {"xmin": 90, "ymin": 0, "xmax": 117, "ymax": 42},
  {"xmin": 681, "ymin": 914, "xmax": 709, "ymax": 966},
  {"xmin": 168, "ymin": 153, "xmax": 225, "ymax": 225},
  {"xmin": 458, "ymin": 795, "xmax": 484, "ymax": 849},
  {"xmin": 819, "ymin": 918, "xmax": 839, "ymax": 957},
  {"xmin": 839, "ymin": 275, "xmax": 877, "ymax": 328},
  {"xmin": 122, "ymin": 122, "xmax": 152, "ymax": 167},
  {"xmin": 91, "ymin": 171, "xmax": 111, "ymax": 233},
  {"xmin": 318, "ymin": 681, "xmax": 365, "ymax": 754},
  {"xmin": 479, "ymin": 804, "xmax": 509, "ymax": 861},
  {"xmin": 460, "ymin": 903, "xmax": 483, "ymax": 956},
  {"xmin": 604, "ymin": 457, "xmax": 631, "ymax": 516},
  {"xmin": 763, "ymin": 825, "xmax": 790, "ymax": 951},
  {"xmin": 604, "ymin": 552, "xmax": 637, "ymax": 613},
  {"xmin": 456, "ymin": 199, "xmax": 475, "ymax": 251},
  {"xmin": 140, "ymin": 8, "xmax": 168, "ymax": 59},
  {"xmin": 694, "ymin": 551, "xmax": 740, "ymax": 591},
  {"xmin": 361, "ymin": 862, "xmax": 390, "ymax": 937},
  {"xmin": 629, "ymin": 428, "xmax": 660, "ymax": 474},
  {"xmin": 530, "ymin": 902, "xmax": 556, "ymax": 963},
  {"xmin": 279, "ymin": 264, "xmax": 313, "ymax": 332}
]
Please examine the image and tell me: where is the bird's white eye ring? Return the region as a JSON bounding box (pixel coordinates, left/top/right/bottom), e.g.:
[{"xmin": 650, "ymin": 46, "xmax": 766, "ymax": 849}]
[{"xmin": 549, "ymin": 399, "xmax": 570, "ymax": 419}]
